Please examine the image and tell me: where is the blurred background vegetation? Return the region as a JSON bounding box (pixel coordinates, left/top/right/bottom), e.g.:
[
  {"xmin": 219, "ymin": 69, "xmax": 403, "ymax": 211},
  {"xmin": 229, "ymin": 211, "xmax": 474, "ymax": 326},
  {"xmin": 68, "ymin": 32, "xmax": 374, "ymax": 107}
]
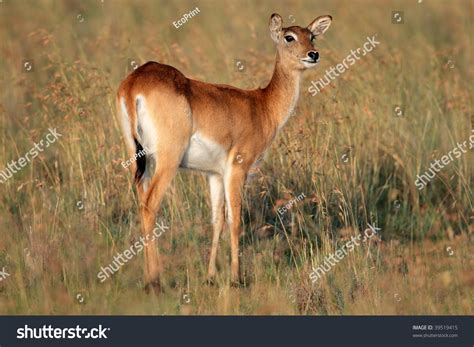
[{"xmin": 0, "ymin": 0, "xmax": 472, "ymax": 314}]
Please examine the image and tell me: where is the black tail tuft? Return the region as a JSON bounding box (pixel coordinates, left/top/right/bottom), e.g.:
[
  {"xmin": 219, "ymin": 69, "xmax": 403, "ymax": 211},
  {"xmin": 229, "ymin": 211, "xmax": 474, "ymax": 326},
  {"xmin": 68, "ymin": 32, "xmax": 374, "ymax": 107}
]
[{"xmin": 134, "ymin": 138, "xmax": 147, "ymax": 184}]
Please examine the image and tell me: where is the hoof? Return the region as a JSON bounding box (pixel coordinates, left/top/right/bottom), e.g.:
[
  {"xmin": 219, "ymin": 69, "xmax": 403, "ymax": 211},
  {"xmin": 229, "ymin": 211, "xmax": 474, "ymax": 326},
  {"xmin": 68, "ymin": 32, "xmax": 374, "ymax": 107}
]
[
  {"xmin": 144, "ymin": 279, "xmax": 162, "ymax": 294},
  {"xmin": 205, "ymin": 277, "xmax": 216, "ymax": 286},
  {"xmin": 230, "ymin": 279, "xmax": 245, "ymax": 288}
]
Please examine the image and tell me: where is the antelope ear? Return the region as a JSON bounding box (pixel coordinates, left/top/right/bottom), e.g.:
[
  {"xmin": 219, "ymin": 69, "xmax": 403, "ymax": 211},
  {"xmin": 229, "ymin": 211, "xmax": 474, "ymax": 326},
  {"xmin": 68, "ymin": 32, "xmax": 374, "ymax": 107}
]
[
  {"xmin": 307, "ymin": 15, "xmax": 332, "ymax": 36},
  {"xmin": 269, "ymin": 13, "xmax": 283, "ymax": 43}
]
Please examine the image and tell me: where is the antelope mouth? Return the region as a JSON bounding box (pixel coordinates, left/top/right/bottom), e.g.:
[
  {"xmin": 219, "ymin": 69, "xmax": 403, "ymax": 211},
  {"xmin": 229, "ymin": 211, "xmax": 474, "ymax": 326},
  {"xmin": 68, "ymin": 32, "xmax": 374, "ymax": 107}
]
[
  {"xmin": 301, "ymin": 58, "xmax": 319, "ymax": 68},
  {"xmin": 301, "ymin": 58, "xmax": 319, "ymax": 65}
]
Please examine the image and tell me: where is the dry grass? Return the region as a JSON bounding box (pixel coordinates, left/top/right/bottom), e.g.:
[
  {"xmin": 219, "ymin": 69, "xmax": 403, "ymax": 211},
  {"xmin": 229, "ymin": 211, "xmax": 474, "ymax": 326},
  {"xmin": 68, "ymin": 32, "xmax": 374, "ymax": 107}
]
[{"xmin": 0, "ymin": 0, "xmax": 472, "ymax": 315}]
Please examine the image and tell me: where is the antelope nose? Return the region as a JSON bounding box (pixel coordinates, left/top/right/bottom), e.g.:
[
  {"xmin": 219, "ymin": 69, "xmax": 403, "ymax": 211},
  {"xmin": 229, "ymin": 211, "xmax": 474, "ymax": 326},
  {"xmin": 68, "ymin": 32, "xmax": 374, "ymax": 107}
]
[{"xmin": 308, "ymin": 51, "xmax": 319, "ymax": 62}]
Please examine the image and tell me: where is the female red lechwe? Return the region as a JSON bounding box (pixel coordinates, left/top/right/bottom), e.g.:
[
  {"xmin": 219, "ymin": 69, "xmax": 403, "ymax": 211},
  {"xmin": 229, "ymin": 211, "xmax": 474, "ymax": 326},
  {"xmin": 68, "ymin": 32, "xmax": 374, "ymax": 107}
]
[{"xmin": 116, "ymin": 13, "xmax": 332, "ymax": 291}]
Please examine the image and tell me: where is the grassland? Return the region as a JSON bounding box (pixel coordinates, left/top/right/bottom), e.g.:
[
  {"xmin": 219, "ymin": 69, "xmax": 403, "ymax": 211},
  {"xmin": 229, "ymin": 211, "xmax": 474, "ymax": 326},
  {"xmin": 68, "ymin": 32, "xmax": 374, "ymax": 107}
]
[{"xmin": 0, "ymin": 0, "xmax": 472, "ymax": 315}]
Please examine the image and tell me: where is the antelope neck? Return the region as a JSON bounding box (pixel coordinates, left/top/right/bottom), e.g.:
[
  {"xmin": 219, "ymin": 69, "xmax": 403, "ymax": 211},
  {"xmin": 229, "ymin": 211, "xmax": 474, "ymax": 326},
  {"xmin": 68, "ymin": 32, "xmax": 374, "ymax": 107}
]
[{"xmin": 262, "ymin": 52, "xmax": 302, "ymax": 130}]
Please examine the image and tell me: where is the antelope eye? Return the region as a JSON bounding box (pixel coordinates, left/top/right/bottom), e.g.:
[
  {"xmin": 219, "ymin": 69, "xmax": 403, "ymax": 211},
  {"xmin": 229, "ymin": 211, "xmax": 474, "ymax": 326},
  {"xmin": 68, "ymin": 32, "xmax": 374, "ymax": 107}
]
[
  {"xmin": 310, "ymin": 35, "xmax": 316, "ymax": 42},
  {"xmin": 284, "ymin": 35, "xmax": 295, "ymax": 42}
]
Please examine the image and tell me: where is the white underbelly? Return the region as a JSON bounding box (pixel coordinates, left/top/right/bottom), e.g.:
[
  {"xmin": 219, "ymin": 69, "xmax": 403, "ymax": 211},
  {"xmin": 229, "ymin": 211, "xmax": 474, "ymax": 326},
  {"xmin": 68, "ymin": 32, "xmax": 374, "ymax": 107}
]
[{"xmin": 180, "ymin": 132, "xmax": 227, "ymax": 174}]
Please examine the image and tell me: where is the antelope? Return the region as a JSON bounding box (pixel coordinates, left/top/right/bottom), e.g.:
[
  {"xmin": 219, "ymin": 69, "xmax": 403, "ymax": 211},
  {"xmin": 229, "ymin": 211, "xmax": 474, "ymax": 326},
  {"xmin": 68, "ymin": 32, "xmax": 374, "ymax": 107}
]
[{"xmin": 116, "ymin": 13, "xmax": 332, "ymax": 291}]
